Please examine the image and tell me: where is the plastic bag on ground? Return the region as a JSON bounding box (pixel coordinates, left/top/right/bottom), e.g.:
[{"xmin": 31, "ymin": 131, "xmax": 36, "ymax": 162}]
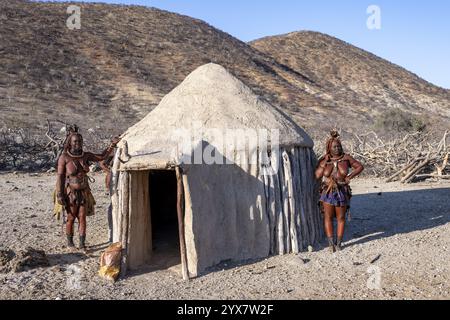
[{"xmin": 98, "ymin": 242, "xmax": 122, "ymax": 282}]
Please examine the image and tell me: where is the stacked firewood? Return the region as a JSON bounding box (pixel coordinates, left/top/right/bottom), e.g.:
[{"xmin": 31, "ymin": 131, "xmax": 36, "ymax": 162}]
[
  {"xmin": 0, "ymin": 127, "xmax": 52, "ymax": 171},
  {"xmin": 0, "ymin": 121, "xmax": 114, "ymax": 171},
  {"xmin": 345, "ymin": 131, "xmax": 449, "ymax": 183}
]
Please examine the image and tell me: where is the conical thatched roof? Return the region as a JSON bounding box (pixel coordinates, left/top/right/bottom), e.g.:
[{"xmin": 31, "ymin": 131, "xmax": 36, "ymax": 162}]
[{"xmin": 117, "ymin": 63, "xmax": 313, "ymax": 170}]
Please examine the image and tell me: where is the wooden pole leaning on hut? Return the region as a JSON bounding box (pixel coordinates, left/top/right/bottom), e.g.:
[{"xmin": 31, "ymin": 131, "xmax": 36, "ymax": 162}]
[
  {"xmin": 176, "ymin": 166, "xmax": 190, "ymax": 281},
  {"xmin": 120, "ymin": 172, "xmax": 130, "ymax": 278}
]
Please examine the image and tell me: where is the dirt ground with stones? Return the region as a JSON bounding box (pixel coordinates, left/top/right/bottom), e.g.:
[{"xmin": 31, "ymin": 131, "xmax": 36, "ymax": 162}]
[{"xmin": 0, "ymin": 171, "xmax": 449, "ymax": 300}]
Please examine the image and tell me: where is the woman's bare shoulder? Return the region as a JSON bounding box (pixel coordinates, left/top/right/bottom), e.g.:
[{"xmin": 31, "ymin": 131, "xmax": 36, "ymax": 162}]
[{"xmin": 343, "ymin": 154, "xmax": 357, "ymax": 162}]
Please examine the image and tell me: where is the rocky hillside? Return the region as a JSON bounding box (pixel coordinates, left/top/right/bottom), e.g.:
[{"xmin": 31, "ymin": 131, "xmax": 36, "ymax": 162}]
[
  {"xmin": 0, "ymin": 1, "xmax": 448, "ymax": 138},
  {"xmin": 250, "ymin": 31, "xmax": 450, "ymax": 133}
]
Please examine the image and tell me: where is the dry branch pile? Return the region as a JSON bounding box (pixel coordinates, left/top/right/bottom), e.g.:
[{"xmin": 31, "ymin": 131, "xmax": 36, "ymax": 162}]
[
  {"xmin": 0, "ymin": 121, "xmax": 114, "ymax": 172},
  {"xmin": 314, "ymin": 131, "xmax": 449, "ymax": 183},
  {"xmin": 383, "ymin": 131, "xmax": 449, "ymax": 183},
  {"xmin": 0, "ymin": 127, "xmax": 53, "ymax": 171}
]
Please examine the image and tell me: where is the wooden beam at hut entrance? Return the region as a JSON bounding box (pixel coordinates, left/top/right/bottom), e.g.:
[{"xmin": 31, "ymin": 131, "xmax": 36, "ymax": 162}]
[
  {"xmin": 126, "ymin": 171, "xmax": 152, "ymax": 270},
  {"xmin": 176, "ymin": 166, "xmax": 190, "ymax": 281}
]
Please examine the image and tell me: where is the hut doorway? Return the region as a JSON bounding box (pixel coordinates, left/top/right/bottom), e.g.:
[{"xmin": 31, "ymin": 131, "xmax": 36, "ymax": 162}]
[{"xmin": 148, "ymin": 170, "xmax": 181, "ymax": 270}]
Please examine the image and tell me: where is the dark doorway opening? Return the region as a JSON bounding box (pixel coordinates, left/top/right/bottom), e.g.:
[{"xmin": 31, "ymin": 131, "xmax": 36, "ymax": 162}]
[{"xmin": 148, "ymin": 170, "xmax": 181, "ymax": 271}]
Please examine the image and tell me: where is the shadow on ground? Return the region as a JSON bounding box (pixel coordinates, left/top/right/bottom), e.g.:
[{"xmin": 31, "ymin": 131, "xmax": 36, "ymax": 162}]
[
  {"xmin": 120, "ymin": 188, "xmax": 450, "ymax": 279},
  {"xmin": 345, "ymin": 188, "xmax": 450, "ymax": 246}
]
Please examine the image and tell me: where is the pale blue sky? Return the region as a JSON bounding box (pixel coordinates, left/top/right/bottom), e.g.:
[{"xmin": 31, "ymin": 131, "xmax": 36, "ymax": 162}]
[{"xmin": 39, "ymin": 1, "xmax": 450, "ymax": 88}]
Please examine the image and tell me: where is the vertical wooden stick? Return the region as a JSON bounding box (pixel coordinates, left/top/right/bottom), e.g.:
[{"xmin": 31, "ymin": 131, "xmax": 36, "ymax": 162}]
[
  {"xmin": 291, "ymin": 148, "xmax": 305, "ymax": 250},
  {"xmin": 307, "ymin": 148, "xmax": 321, "ymax": 244},
  {"xmin": 112, "ymin": 172, "xmax": 122, "ymax": 243},
  {"xmin": 118, "ymin": 174, "xmax": 123, "ymax": 244},
  {"xmin": 176, "ymin": 166, "xmax": 190, "ymax": 281},
  {"xmin": 283, "ymin": 150, "xmax": 299, "ymax": 253},
  {"xmin": 297, "ymin": 148, "xmax": 311, "ymax": 247},
  {"xmin": 280, "ymin": 149, "xmax": 291, "ymax": 253},
  {"xmin": 120, "ymin": 171, "xmax": 130, "ymax": 277},
  {"xmin": 272, "ymin": 151, "xmax": 284, "ymax": 255}
]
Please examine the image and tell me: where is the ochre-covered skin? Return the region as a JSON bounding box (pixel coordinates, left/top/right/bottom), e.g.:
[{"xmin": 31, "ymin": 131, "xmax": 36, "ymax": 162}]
[
  {"xmin": 56, "ymin": 134, "xmax": 119, "ymax": 245},
  {"xmin": 315, "ymin": 136, "xmax": 364, "ymax": 252}
]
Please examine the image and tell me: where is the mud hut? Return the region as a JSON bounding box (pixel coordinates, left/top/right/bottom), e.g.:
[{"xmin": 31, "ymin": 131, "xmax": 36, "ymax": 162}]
[{"xmin": 111, "ymin": 63, "xmax": 321, "ymax": 278}]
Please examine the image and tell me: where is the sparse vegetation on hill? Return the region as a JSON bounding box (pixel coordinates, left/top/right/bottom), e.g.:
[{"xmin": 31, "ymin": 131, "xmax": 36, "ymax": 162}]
[
  {"xmin": 1, "ymin": 1, "xmax": 449, "ymax": 139},
  {"xmin": 250, "ymin": 31, "xmax": 450, "ymax": 136},
  {"xmin": 374, "ymin": 108, "xmax": 427, "ymax": 134},
  {"xmin": 1, "ymin": 1, "xmax": 449, "ymax": 172},
  {"xmin": 0, "ymin": 0, "xmax": 326, "ymax": 136}
]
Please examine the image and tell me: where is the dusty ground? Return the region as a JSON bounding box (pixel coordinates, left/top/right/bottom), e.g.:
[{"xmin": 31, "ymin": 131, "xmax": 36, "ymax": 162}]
[{"xmin": 0, "ymin": 172, "xmax": 449, "ymax": 300}]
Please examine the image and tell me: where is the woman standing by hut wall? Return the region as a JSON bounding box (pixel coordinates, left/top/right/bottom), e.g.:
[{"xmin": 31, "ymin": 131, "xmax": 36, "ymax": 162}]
[{"xmin": 315, "ymin": 131, "xmax": 364, "ymax": 253}]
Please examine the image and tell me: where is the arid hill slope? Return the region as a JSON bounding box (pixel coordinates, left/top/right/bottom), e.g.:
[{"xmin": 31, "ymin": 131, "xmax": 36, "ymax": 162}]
[{"xmin": 0, "ymin": 1, "xmax": 448, "ymax": 137}]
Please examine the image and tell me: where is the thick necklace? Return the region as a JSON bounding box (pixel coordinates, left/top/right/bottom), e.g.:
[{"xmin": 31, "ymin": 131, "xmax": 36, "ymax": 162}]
[
  {"xmin": 329, "ymin": 154, "xmax": 345, "ymax": 161},
  {"xmin": 67, "ymin": 150, "xmax": 85, "ymax": 158}
]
